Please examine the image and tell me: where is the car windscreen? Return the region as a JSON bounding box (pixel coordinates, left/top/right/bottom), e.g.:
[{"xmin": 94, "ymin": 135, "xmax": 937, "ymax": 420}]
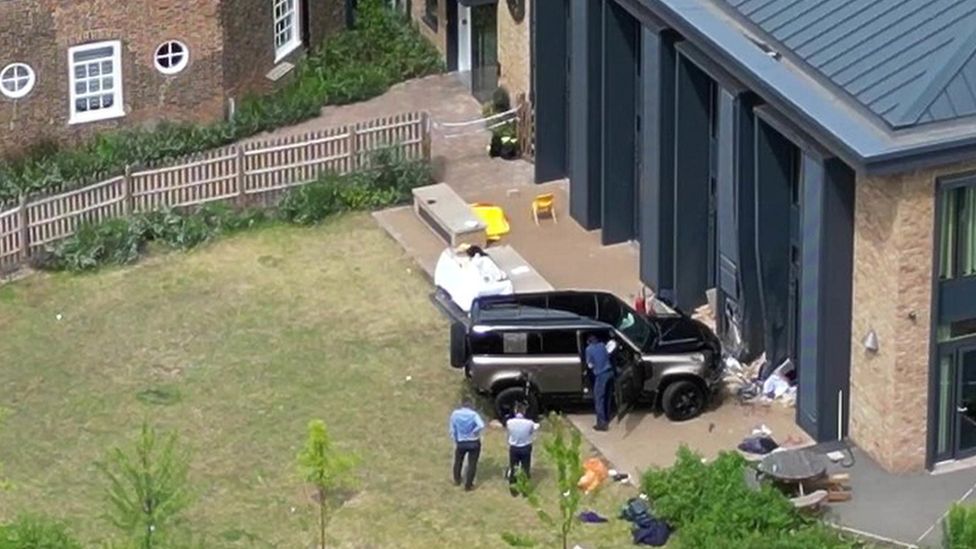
[{"xmin": 596, "ymin": 294, "xmax": 655, "ymax": 349}]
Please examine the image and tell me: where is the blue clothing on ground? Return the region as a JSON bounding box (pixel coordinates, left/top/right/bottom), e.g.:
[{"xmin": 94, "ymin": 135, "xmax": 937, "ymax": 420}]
[
  {"xmin": 585, "ymin": 341, "xmax": 612, "ymax": 377},
  {"xmin": 449, "ymin": 406, "xmax": 485, "ymax": 442}
]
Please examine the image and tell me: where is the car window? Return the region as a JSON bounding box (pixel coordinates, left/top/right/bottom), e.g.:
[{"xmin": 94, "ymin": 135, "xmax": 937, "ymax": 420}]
[
  {"xmin": 541, "ymin": 330, "xmax": 580, "ymax": 354},
  {"xmin": 548, "ymin": 294, "xmax": 597, "ymax": 318},
  {"xmin": 596, "ymin": 294, "xmax": 653, "ymax": 348},
  {"xmin": 471, "ymin": 331, "xmax": 543, "ymax": 354}
]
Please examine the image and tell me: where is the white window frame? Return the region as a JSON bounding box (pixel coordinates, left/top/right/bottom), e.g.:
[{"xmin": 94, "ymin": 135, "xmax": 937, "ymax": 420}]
[
  {"xmin": 273, "ymin": 0, "xmax": 302, "ymax": 62},
  {"xmin": 0, "ymin": 63, "xmax": 36, "ymax": 99},
  {"xmin": 68, "ymin": 40, "xmax": 124, "ymax": 125},
  {"xmin": 154, "ymin": 40, "xmax": 189, "ymax": 75}
]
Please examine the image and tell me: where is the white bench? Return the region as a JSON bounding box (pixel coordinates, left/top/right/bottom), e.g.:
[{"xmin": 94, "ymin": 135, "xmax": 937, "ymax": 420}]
[{"xmin": 412, "ymin": 183, "xmax": 487, "ymax": 248}]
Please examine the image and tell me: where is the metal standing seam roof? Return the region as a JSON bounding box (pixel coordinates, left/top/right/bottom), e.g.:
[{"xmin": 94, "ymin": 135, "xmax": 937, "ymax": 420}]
[{"xmin": 722, "ymin": 0, "xmax": 976, "ymax": 129}]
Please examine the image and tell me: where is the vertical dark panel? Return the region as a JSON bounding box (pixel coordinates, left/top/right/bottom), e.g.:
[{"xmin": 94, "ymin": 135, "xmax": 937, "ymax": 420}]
[
  {"xmin": 568, "ymin": 0, "xmax": 604, "ymax": 228},
  {"xmin": 819, "ymin": 158, "xmax": 855, "ymax": 440},
  {"xmin": 534, "ymin": 0, "xmax": 569, "ymax": 184},
  {"xmin": 735, "ymin": 96, "xmax": 762, "ymax": 361},
  {"xmin": 639, "ymin": 27, "xmax": 663, "ymax": 287},
  {"xmin": 798, "ymin": 153, "xmax": 823, "ymax": 436},
  {"xmin": 600, "ymin": 0, "xmax": 638, "ymax": 244},
  {"xmin": 716, "ymin": 89, "xmax": 738, "ymax": 300},
  {"xmin": 753, "ymin": 120, "xmax": 793, "ymax": 369},
  {"xmin": 672, "ymin": 54, "xmax": 711, "ymax": 312},
  {"xmin": 446, "ymin": 0, "xmax": 458, "ymax": 71}
]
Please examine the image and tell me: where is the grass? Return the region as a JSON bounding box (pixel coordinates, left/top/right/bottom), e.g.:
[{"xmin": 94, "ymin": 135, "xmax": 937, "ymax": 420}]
[{"xmin": 0, "ymin": 214, "xmax": 633, "ymax": 548}]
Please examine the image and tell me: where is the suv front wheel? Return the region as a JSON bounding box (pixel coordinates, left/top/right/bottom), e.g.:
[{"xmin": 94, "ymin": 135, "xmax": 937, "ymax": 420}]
[
  {"xmin": 661, "ymin": 380, "xmax": 705, "ymax": 421},
  {"xmin": 494, "ymin": 386, "xmax": 540, "ymax": 420}
]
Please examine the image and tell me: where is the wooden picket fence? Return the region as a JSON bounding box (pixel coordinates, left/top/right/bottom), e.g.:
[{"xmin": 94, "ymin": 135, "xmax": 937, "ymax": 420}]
[{"xmin": 0, "ymin": 111, "xmax": 431, "ymax": 273}]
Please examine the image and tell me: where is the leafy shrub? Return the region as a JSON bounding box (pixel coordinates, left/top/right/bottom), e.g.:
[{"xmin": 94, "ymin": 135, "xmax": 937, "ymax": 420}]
[
  {"xmin": 41, "ymin": 219, "xmax": 143, "ymax": 272},
  {"xmin": 945, "ymin": 503, "xmax": 976, "ymax": 549},
  {"xmin": 39, "ymin": 154, "xmax": 430, "ymax": 272},
  {"xmin": 278, "ymin": 151, "xmax": 432, "ymax": 225},
  {"xmin": 641, "ymin": 447, "xmax": 860, "ymax": 549},
  {"xmin": 0, "ymin": 515, "xmax": 83, "ymax": 549},
  {"xmin": 0, "ymin": 0, "xmax": 443, "ymax": 203}
]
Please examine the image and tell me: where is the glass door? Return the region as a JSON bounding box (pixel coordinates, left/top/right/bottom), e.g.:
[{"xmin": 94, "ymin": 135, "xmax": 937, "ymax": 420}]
[
  {"xmin": 470, "ymin": 3, "xmax": 498, "ymax": 101},
  {"xmin": 956, "ymin": 347, "xmax": 976, "ymax": 458}
]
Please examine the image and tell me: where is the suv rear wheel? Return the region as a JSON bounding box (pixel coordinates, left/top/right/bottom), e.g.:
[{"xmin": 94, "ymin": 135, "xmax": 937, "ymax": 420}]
[
  {"xmin": 494, "ymin": 386, "xmax": 539, "ymax": 420},
  {"xmin": 661, "ymin": 380, "xmax": 705, "ymax": 421}
]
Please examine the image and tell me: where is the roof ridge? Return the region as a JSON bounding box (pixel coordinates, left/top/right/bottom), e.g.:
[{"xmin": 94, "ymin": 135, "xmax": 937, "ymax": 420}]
[{"xmin": 894, "ymin": 16, "xmax": 976, "ymax": 126}]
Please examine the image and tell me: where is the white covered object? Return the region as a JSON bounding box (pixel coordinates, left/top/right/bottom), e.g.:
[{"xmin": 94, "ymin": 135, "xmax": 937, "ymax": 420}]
[{"xmin": 434, "ymin": 247, "xmax": 514, "ymax": 312}]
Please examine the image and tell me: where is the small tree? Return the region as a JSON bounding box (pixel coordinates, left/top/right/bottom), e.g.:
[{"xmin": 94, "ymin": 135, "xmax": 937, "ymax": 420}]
[
  {"xmin": 98, "ymin": 422, "xmax": 191, "ymax": 549},
  {"xmin": 515, "ymin": 413, "xmax": 585, "ymax": 549},
  {"xmin": 297, "ymin": 420, "xmax": 355, "ymax": 549}
]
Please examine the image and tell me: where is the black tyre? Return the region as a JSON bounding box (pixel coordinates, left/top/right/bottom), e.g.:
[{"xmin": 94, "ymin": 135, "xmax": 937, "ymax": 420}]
[
  {"xmin": 494, "ymin": 386, "xmax": 540, "ymax": 421},
  {"xmin": 449, "ymin": 321, "xmax": 467, "ymax": 369},
  {"xmin": 661, "ymin": 380, "xmax": 705, "ymax": 421}
]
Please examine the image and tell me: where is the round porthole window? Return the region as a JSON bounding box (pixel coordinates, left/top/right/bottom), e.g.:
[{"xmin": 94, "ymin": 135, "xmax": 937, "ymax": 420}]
[
  {"xmin": 0, "ymin": 63, "xmax": 36, "ymax": 99},
  {"xmin": 154, "ymin": 40, "xmax": 189, "ymax": 75}
]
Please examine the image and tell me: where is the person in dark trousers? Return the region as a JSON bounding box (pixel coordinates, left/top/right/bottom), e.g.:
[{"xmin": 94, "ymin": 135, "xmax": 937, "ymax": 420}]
[
  {"xmin": 449, "ymin": 397, "xmax": 485, "ymax": 491},
  {"xmin": 585, "ymin": 334, "xmax": 614, "ymax": 431},
  {"xmin": 505, "ymin": 402, "xmax": 540, "ymax": 496}
]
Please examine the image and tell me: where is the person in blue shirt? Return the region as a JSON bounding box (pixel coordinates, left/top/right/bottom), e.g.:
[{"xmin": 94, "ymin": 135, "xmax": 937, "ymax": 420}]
[
  {"xmin": 585, "ymin": 334, "xmax": 614, "ymax": 431},
  {"xmin": 449, "ymin": 397, "xmax": 486, "ymax": 491}
]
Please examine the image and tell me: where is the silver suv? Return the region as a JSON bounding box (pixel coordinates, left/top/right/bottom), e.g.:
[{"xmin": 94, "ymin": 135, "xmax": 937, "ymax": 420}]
[{"xmin": 448, "ymin": 291, "xmax": 723, "ymax": 422}]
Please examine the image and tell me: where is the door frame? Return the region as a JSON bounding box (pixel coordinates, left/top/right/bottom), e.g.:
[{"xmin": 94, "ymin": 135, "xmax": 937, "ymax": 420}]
[
  {"xmin": 457, "ymin": 4, "xmax": 472, "ymax": 73},
  {"xmin": 955, "ymin": 344, "xmax": 976, "ymax": 460},
  {"xmin": 932, "ymin": 341, "xmax": 976, "ymax": 463}
]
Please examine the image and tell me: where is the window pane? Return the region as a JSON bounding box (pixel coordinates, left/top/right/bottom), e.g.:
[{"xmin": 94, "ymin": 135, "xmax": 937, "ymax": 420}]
[
  {"xmin": 941, "ymin": 189, "xmax": 957, "ymax": 279},
  {"xmin": 937, "ymin": 354, "xmax": 953, "ymax": 456},
  {"xmin": 542, "ymin": 331, "xmax": 579, "ymax": 354},
  {"xmin": 503, "ymin": 333, "xmax": 527, "ymax": 354},
  {"xmin": 90, "ymin": 79, "xmax": 100, "ymax": 92},
  {"xmin": 102, "ymin": 77, "xmax": 113, "ymax": 90},
  {"xmin": 962, "ymin": 188, "xmax": 976, "ymax": 277},
  {"xmin": 470, "ymin": 332, "xmax": 502, "ymax": 354},
  {"xmin": 75, "ymin": 98, "xmax": 88, "ymax": 111},
  {"xmin": 75, "ymin": 82, "xmax": 86, "ymax": 94},
  {"xmin": 74, "ymin": 65, "xmax": 86, "ymax": 79},
  {"xmin": 73, "ymin": 46, "xmax": 112, "ymax": 63}
]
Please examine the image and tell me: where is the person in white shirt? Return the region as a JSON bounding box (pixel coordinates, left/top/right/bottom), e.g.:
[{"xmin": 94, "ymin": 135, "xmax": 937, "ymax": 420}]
[{"xmin": 505, "ymin": 402, "xmax": 540, "ymax": 496}]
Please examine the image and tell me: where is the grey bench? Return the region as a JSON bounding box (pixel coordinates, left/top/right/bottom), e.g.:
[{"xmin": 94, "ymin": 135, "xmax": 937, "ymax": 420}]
[{"xmin": 412, "ymin": 183, "xmax": 487, "ymax": 248}]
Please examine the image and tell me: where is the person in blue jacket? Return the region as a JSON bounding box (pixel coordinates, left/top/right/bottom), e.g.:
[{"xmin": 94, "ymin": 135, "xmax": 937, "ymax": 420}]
[
  {"xmin": 449, "ymin": 397, "xmax": 486, "ymax": 491},
  {"xmin": 585, "ymin": 334, "xmax": 614, "ymax": 431}
]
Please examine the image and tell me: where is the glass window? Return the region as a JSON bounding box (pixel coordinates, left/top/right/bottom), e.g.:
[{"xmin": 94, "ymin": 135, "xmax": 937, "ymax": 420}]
[
  {"xmin": 0, "ymin": 63, "xmax": 36, "ymax": 99},
  {"xmin": 424, "ymin": 0, "xmax": 438, "ymax": 30},
  {"xmin": 273, "ymin": 0, "xmax": 301, "ymax": 61},
  {"xmin": 542, "ymin": 331, "xmax": 579, "ymax": 354},
  {"xmin": 940, "ymin": 184, "xmax": 976, "ymax": 280},
  {"xmin": 68, "ymin": 41, "xmax": 124, "ymax": 124},
  {"xmin": 154, "ymin": 40, "xmax": 189, "ymax": 75},
  {"xmin": 937, "ymin": 354, "xmax": 953, "ymax": 457}
]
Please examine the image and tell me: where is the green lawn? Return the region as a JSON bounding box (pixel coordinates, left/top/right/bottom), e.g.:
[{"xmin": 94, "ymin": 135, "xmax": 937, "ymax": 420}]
[{"xmin": 0, "ymin": 214, "xmax": 633, "ymax": 548}]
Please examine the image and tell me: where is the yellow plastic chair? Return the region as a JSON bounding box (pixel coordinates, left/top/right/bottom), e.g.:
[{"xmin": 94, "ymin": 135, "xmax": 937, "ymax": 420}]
[{"xmin": 532, "ymin": 192, "xmax": 557, "ymax": 225}]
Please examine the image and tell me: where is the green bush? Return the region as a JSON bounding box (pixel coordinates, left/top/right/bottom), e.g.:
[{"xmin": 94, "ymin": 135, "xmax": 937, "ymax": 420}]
[
  {"xmin": 278, "ymin": 151, "xmax": 431, "ymax": 225},
  {"xmin": 0, "ymin": 515, "xmax": 83, "ymax": 549},
  {"xmin": 641, "ymin": 447, "xmax": 860, "ymax": 549},
  {"xmin": 0, "ymin": 0, "xmax": 443, "ymax": 203},
  {"xmin": 945, "ymin": 503, "xmax": 976, "ymax": 549},
  {"xmin": 38, "ymin": 154, "xmax": 430, "ymax": 272}
]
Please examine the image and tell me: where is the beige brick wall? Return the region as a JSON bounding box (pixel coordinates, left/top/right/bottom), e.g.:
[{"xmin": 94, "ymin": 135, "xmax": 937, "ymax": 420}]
[
  {"xmin": 496, "ymin": 0, "xmax": 530, "ymax": 101},
  {"xmin": 411, "ymin": 0, "xmax": 448, "ymax": 59},
  {"xmin": 851, "ymin": 159, "xmax": 976, "ymax": 472}
]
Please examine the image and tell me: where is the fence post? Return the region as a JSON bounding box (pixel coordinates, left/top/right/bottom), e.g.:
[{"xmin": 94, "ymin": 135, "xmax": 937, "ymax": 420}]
[
  {"xmin": 347, "ymin": 126, "xmax": 359, "ymax": 171},
  {"xmin": 17, "ymin": 194, "xmax": 29, "ymax": 262},
  {"xmin": 235, "ymin": 146, "xmax": 246, "ymax": 207},
  {"xmin": 123, "ymin": 164, "xmax": 133, "ymax": 216},
  {"xmin": 421, "ymin": 112, "xmax": 432, "ymax": 163}
]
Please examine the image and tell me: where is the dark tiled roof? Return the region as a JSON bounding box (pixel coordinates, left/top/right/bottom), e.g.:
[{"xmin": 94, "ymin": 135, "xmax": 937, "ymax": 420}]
[{"xmin": 723, "ymin": 0, "xmax": 976, "ymax": 128}]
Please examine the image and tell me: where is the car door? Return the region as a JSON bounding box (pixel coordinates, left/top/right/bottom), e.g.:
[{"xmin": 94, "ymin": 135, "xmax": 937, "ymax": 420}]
[{"xmin": 611, "ymin": 337, "xmax": 644, "ymax": 421}]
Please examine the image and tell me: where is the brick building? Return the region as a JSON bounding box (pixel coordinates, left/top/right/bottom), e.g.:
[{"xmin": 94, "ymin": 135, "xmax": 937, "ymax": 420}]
[
  {"xmin": 533, "ymin": 0, "xmax": 976, "ymax": 473},
  {"xmin": 0, "ymin": 0, "xmax": 347, "ymax": 157},
  {"xmin": 404, "ymin": 0, "xmax": 530, "ymax": 102}
]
